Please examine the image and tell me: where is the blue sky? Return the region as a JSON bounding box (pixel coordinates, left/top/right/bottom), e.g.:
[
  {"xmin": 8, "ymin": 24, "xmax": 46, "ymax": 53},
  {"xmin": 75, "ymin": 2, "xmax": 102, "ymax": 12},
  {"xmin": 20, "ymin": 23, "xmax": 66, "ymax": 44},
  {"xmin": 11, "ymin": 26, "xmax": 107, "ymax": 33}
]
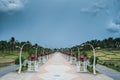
[{"xmin": 0, "ymin": 0, "xmax": 120, "ymax": 48}]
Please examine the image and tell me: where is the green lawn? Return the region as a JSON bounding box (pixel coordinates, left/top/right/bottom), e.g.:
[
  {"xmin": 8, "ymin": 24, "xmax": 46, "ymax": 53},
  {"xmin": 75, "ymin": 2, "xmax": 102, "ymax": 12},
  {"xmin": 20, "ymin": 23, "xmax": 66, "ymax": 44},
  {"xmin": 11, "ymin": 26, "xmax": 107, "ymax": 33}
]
[
  {"xmin": 0, "ymin": 51, "xmax": 29, "ymax": 64},
  {"xmin": 85, "ymin": 49, "xmax": 120, "ymax": 71},
  {"xmin": 85, "ymin": 49, "xmax": 120, "ymax": 61}
]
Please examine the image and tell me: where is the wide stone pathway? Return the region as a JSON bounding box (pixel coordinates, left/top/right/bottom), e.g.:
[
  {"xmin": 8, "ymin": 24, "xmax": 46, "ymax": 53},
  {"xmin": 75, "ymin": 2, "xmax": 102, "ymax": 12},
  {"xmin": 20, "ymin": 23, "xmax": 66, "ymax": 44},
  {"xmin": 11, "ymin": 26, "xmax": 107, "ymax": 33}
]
[{"xmin": 30, "ymin": 52, "xmax": 81, "ymax": 80}]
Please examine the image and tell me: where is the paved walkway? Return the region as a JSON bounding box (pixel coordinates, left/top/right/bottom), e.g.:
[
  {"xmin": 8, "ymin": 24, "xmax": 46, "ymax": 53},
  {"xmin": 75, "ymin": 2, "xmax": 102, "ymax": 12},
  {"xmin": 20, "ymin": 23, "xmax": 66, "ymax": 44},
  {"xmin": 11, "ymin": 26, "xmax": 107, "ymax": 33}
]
[
  {"xmin": 30, "ymin": 52, "xmax": 113, "ymax": 80},
  {"xmin": 0, "ymin": 52, "xmax": 113, "ymax": 80},
  {"xmin": 30, "ymin": 52, "xmax": 80, "ymax": 80}
]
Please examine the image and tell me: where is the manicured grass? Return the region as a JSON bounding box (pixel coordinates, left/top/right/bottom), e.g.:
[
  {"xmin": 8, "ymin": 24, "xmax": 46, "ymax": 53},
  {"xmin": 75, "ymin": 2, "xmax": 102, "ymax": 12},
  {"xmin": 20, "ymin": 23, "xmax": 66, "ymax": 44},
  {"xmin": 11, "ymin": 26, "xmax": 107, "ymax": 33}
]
[
  {"xmin": 98, "ymin": 57, "xmax": 110, "ymax": 60},
  {"xmin": 0, "ymin": 51, "xmax": 18, "ymax": 63},
  {"xmin": 0, "ymin": 58, "xmax": 14, "ymax": 63},
  {"xmin": 84, "ymin": 49, "xmax": 120, "ymax": 72},
  {"xmin": 85, "ymin": 49, "xmax": 120, "ymax": 61},
  {"xmin": 0, "ymin": 51, "xmax": 29, "ymax": 64}
]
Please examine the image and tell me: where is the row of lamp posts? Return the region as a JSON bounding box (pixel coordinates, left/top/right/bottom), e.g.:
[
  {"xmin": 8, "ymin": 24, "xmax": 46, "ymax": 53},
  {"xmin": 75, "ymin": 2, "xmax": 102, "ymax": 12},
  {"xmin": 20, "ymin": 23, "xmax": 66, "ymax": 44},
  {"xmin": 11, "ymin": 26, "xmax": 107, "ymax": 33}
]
[
  {"xmin": 64, "ymin": 43, "xmax": 96, "ymax": 75},
  {"xmin": 16, "ymin": 43, "xmax": 53, "ymax": 74},
  {"xmin": 16, "ymin": 42, "xmax": 96, "ymax": 74}
]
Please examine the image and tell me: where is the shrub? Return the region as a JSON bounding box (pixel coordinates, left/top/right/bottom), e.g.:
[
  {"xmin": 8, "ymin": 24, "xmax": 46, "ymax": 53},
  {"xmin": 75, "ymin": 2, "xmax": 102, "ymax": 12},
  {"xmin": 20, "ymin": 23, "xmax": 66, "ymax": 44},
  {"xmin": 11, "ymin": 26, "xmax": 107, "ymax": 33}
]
[
  {"xmin": 87, "ymin": 66, "xmax": 93, "ymax": 72},
  {"xmin": 21, "ymin": 66, "xmax": 27, "ymax": 71},
  {"xmin": 87, "ymin": 65, "xmax": 99, "ymax": 73},
  {"xmin": 15, "ymin": 56, "xmax": 25, "ymax": 64},
  {"xmin": 89, "ymin": 56, "xmax": 99, "ymax": 65}
]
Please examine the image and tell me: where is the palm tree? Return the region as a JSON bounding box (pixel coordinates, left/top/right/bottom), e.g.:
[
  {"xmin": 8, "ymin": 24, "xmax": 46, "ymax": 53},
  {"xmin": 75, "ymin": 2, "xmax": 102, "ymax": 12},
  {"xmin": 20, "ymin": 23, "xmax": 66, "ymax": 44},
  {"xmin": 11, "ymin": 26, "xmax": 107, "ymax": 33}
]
[
  {"xmin": 9, "ymin": 37, "xmax": 15, "ymax": 52},
  {"xmin": 0, "ymin": 40, "xmax": 8, "ymax": 52}
]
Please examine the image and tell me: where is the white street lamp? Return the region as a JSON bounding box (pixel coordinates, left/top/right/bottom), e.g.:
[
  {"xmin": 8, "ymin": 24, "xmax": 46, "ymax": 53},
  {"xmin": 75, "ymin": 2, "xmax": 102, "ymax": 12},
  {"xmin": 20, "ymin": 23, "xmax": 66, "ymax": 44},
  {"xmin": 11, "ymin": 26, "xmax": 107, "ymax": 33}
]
[
  {"xmin": 16, "ymin": 43, "xmax": 29, "ymax": 74},
  {"xmin": 42, "ymin": 48, "xmax": 46, "ymax": 63},
  {"xmin": 33, "ymin": 47, "xmax": 38, "ymax": 58},
  {"xmin": 81, "ymin": 43, "xmax": 96, "ymax": 75},
  {"xmin": 70, "ymin": 49, "xmax": 72, "ymax": 55},
  {"xmin": 70, "ymin": 49, "xmax": 72, "ymax": 64},
  {"xmin": 43, "ymin": 48, "xmax": 44, "ymax": 54},
  {"xmin": 77, "ymin": 47, "xmax": 80, "ymax": 59}
]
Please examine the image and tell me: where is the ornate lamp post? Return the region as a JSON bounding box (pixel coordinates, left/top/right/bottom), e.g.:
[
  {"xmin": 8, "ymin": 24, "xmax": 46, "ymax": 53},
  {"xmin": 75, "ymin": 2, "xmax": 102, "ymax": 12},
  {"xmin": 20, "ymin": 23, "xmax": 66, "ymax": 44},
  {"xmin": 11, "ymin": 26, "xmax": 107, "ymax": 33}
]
[
  {"xmin": 42, "ymin": 48, "xmax": 46, "ymax": 63},
  {"xmin": 16, "ymin": 43, "xmax": 29, "ymax": 74},
  {"xmin": 81, "ymin": 43, "xmax": 96, "ymax": 75},
  {"xmin": 77, "ymin": 47, "xmax": 80, "ymax": 60},
  {"xmin": 33, "ymin": 47, "xmax": 38, "ymax": 58},
  {"xmin": 70, "ymin": 49, "xmax": 72, "ymax": 64},
  {"xmin": 76, "ymin": 47, "xmax": 81, "ymax": 72}
]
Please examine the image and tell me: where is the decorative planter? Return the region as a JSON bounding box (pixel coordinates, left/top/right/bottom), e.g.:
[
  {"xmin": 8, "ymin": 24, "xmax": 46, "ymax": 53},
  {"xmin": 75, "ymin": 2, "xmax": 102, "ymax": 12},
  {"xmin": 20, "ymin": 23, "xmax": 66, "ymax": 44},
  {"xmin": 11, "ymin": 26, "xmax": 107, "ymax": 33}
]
[{"xmin": 27, "ymin": 54, "xmax": 38, "ymax": 72}]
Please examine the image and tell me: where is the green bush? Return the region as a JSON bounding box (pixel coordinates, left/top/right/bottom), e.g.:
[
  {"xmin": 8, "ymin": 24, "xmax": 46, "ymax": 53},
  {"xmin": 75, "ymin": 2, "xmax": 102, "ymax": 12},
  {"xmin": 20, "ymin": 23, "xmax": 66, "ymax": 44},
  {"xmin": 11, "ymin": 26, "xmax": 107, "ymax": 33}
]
[
  {"xmin": 15, "ymin": 56, "xmax": 27, "ymax": 72},
  {"xmin": 87, "ymin": 66, "xmax": 93, "ymax": 72},
  {"xmin": 22, "ymin": 66, "xmax": 27, "ymax": 71},
  {"xmin": 87, "ymin": 65, "xmax": 99, "ymax": 73},
  {"xmin": 15, "ymin": 56, "xmax": 25, "ymax": 64},
  {"xmin": 89, "ymin": 56, "xmax": 99, "ymax": 65}
]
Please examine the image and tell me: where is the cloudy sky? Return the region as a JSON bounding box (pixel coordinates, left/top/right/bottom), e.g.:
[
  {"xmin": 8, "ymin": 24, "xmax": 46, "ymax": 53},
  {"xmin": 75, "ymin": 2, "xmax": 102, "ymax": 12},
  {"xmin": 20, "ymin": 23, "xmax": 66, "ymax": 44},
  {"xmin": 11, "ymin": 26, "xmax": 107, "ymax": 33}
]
[{"xmin": 0, "ymin": 0, "xmax": 120, "ymax": 48}]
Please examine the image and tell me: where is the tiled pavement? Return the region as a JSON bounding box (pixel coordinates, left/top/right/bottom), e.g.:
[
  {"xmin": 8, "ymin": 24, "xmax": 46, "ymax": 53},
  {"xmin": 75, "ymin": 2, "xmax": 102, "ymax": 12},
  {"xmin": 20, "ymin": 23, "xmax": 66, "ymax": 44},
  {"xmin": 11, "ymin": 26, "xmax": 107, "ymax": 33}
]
[
  {"xmin": 30, "ymin": 52, "xmax": 113, "ymax": 80},
  {"xmin": 30, "ymin": 52, "xmax": 80, "ymax": 80},
  {"xmin": 0, "ymin": 52, "xmax": 113, "ymax": 80}
]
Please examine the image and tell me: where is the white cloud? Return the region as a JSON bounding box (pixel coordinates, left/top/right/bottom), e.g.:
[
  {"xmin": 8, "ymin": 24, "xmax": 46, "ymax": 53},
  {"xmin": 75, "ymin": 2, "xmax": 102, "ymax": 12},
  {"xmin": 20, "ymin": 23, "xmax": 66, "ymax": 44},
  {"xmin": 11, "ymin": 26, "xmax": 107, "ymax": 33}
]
[
  {"xmin": 80, "ymin": 0, "xmax": 120, "ymax": 34},
  {"xmin": 80, "ymin": 0, "xmax": 120, "ymax": 16},
  {"xmin": 80, "ymin": 0, "xmax": 109, "ymax": 15},
  {"xmin": 107, "ymin": 21, "xmax": 120, "ymax": 33},
  {"xmin": 0, "ymin": 0, "xmax": 27, "ymax": 12}
]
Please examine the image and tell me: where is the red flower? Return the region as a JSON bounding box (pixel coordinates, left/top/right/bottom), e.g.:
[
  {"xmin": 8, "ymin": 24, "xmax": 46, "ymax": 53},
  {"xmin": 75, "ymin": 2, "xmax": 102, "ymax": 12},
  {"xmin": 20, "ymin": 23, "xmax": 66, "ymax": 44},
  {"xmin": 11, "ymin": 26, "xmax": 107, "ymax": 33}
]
[
  {"xmin": 72, "ymin": 53, "xmax": 76, "ymax": 57},
  {"xmin": 80, "ymin": 55, "xmax": 84, "ymax": 58},
  {"xmin": 31, "ymin": 54, "xmax": 35, "ymax": 58},
  {"xmin": 28, "ymin": 54, "xmax": 38, "ymax": 61}
]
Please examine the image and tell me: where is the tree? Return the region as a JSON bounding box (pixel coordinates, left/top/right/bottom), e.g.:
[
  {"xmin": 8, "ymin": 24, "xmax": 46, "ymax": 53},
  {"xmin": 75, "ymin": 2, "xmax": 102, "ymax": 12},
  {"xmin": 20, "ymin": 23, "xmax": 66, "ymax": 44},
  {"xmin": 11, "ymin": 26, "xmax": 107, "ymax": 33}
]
[
  {"xmin": 9, "ymin": 37, "xmax": 15, "ymax": 52},
  {"xmin": 114, "ymin": 38, "xmax": 120, "ymax": 48},
  {"xmin": 0, "ymin": 40, "xmax": 8, "ymax": 52}
]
